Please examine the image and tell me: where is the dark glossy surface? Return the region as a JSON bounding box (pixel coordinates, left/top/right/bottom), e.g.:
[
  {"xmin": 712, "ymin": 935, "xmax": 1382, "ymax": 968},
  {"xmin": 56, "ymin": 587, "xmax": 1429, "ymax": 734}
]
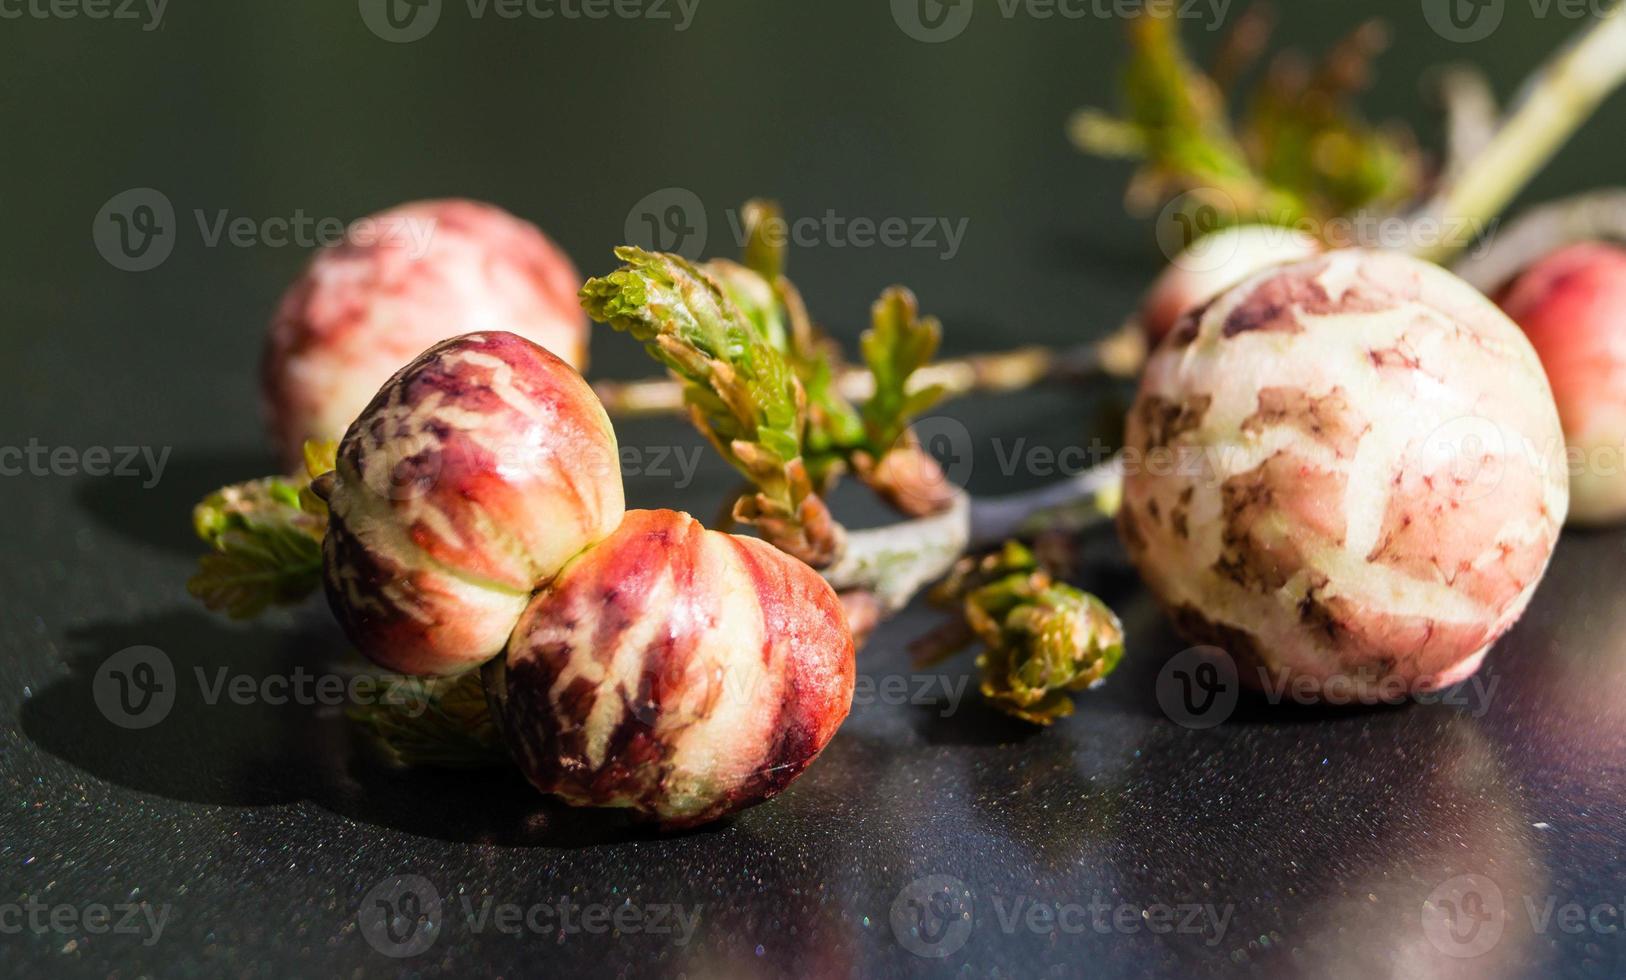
[{"xmin": 5, "ymin": 1, "xmax": 1626, "ymax": 976}]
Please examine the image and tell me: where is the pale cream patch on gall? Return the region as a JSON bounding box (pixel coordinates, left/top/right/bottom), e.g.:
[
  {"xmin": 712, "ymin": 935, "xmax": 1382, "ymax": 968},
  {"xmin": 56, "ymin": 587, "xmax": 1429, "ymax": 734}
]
[{"xmin": 1121, "ymin": 249, "xmax": 1567, "ymax": 697}]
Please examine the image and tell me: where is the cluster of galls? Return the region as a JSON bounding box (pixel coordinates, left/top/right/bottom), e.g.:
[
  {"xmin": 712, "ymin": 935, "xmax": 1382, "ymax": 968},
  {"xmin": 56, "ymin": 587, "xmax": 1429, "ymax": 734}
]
[{"xmin": 320, "ymin": 330, "xmax": 854, "ymax": 828}]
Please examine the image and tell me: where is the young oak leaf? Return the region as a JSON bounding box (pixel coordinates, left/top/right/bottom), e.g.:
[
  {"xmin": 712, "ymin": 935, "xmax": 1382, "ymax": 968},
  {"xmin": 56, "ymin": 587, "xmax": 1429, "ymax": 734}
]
[
  {"xmin": 1071, "ymin": 8, "xmax": 1418, "ymax": 239},
  {"xmin": 188, "ymin": 475, "xmax": 326, "ymax": 619},
  {"xmin": 188, "ymin": 440, "xmax": 336, "ymax": 620},
  {"xmin": 714, "ymin": 202, "xmax": 867, "ymax": 487},
  {"xmin": 580, "ymin": 246, "xmax": 844, "ymax": 564},
  {"xmin": 736, "ymin": 197, "xmax": 786, "ymax": 287},
  {"xmin": 860, "ymin": 286, "xmax": 946, "ymax": 454},
  {"xmin": 849, "ymin": 287, "xmax": 957, "ymax": 516}
]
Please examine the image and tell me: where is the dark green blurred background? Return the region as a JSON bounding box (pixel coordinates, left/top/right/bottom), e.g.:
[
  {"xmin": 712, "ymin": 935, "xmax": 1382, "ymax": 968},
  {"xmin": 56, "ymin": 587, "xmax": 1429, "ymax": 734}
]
[
  {"xmin": 6, "ymin": 2, "xmax": 1626, "ymax": 977},
  {"xmin": 5, "ymin": 0, "xmax": 1621, "ymax": 455}
]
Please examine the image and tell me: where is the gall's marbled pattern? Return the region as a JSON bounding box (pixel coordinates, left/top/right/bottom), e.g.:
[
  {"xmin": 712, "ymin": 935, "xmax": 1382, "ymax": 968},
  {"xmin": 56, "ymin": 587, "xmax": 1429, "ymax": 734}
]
[
  {"xmin": 1121, "ymin": 250, "xmax": 1568, "ymax": 698},
  {"xmin": 262, "ymin": 199, "xmax": 587, "ymax": 465},
  {"xmin": 497, "ymin": 509, "xmax": 856, "ymax": 828},
  {"xmin": 324, "ymin": 332, "xmax": 624, "ymax": 676}
]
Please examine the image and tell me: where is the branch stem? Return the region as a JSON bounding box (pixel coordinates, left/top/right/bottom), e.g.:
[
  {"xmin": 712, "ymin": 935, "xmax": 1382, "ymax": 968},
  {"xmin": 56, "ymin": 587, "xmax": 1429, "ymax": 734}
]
[
  {"xmin": 594, "ymin": 326, "xmax": 1146, "ymax": 419},
  {"xmin": 822, "ymin": 456, "xmax": 1127, "ymax": 612},
  {"xmin": 1412, "ymin": 4, "xmax": 1626, "ymax": 263},
  {"xmin": 1450, "ymin": 188, "xmax": 1626, "ymax": 291},
  {"xmin": 970, "ymin": 454, "xmax": 1124, "ymax": 547},
  {"xmin": 821, "ymin": 492, "xmax": 970, "ymax": 613}
]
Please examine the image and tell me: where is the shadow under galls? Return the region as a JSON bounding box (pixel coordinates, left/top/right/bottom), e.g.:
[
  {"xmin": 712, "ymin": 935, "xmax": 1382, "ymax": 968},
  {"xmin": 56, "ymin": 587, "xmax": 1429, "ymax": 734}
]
[
  {"xmin": 1105, "ymin": 588, "xmax": 1454, "ymax": 727},
  {"xmin": 72, "ymin": 448, "xmax": 281, "ymax": 555},
  {"xmin": 19, "ymin": 607, "xmax": 706, "ymax": 849},
  {"xmin": 914, "ymin": 696, "xmax": 1051, "ymax": 748}
]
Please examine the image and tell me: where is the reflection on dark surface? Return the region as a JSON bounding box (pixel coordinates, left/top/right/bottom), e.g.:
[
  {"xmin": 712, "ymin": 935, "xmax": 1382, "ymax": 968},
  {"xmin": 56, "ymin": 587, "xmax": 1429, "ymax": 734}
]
[
  {"xmin": 13, "ymin": 523, "xmax": 1626, "ymax": 976},
  {"xmin": 5, "ymin": 0, "xmax": 1626, "ymax": 975},
  {"xmin": 1113, "ymin": 717, "xmax": 1546, "ymax": 979}
]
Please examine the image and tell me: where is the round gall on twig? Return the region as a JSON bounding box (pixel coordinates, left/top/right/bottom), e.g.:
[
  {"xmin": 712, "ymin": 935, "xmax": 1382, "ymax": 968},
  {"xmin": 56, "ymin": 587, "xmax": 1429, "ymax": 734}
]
[
  {"xmin": 263, "ymin": 199, "xmax": 588, "ymax": 466},
  {"xmin": 495, "ymin": 509, "xmax": 856, "ymax": 828},
  {"xmin": 322, "ymin": 331, "xmax": 623, "ymax": 676},
  {"xmin": 1121, "ymin": 249, "xmax": 1567, "ymax": 701}
]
